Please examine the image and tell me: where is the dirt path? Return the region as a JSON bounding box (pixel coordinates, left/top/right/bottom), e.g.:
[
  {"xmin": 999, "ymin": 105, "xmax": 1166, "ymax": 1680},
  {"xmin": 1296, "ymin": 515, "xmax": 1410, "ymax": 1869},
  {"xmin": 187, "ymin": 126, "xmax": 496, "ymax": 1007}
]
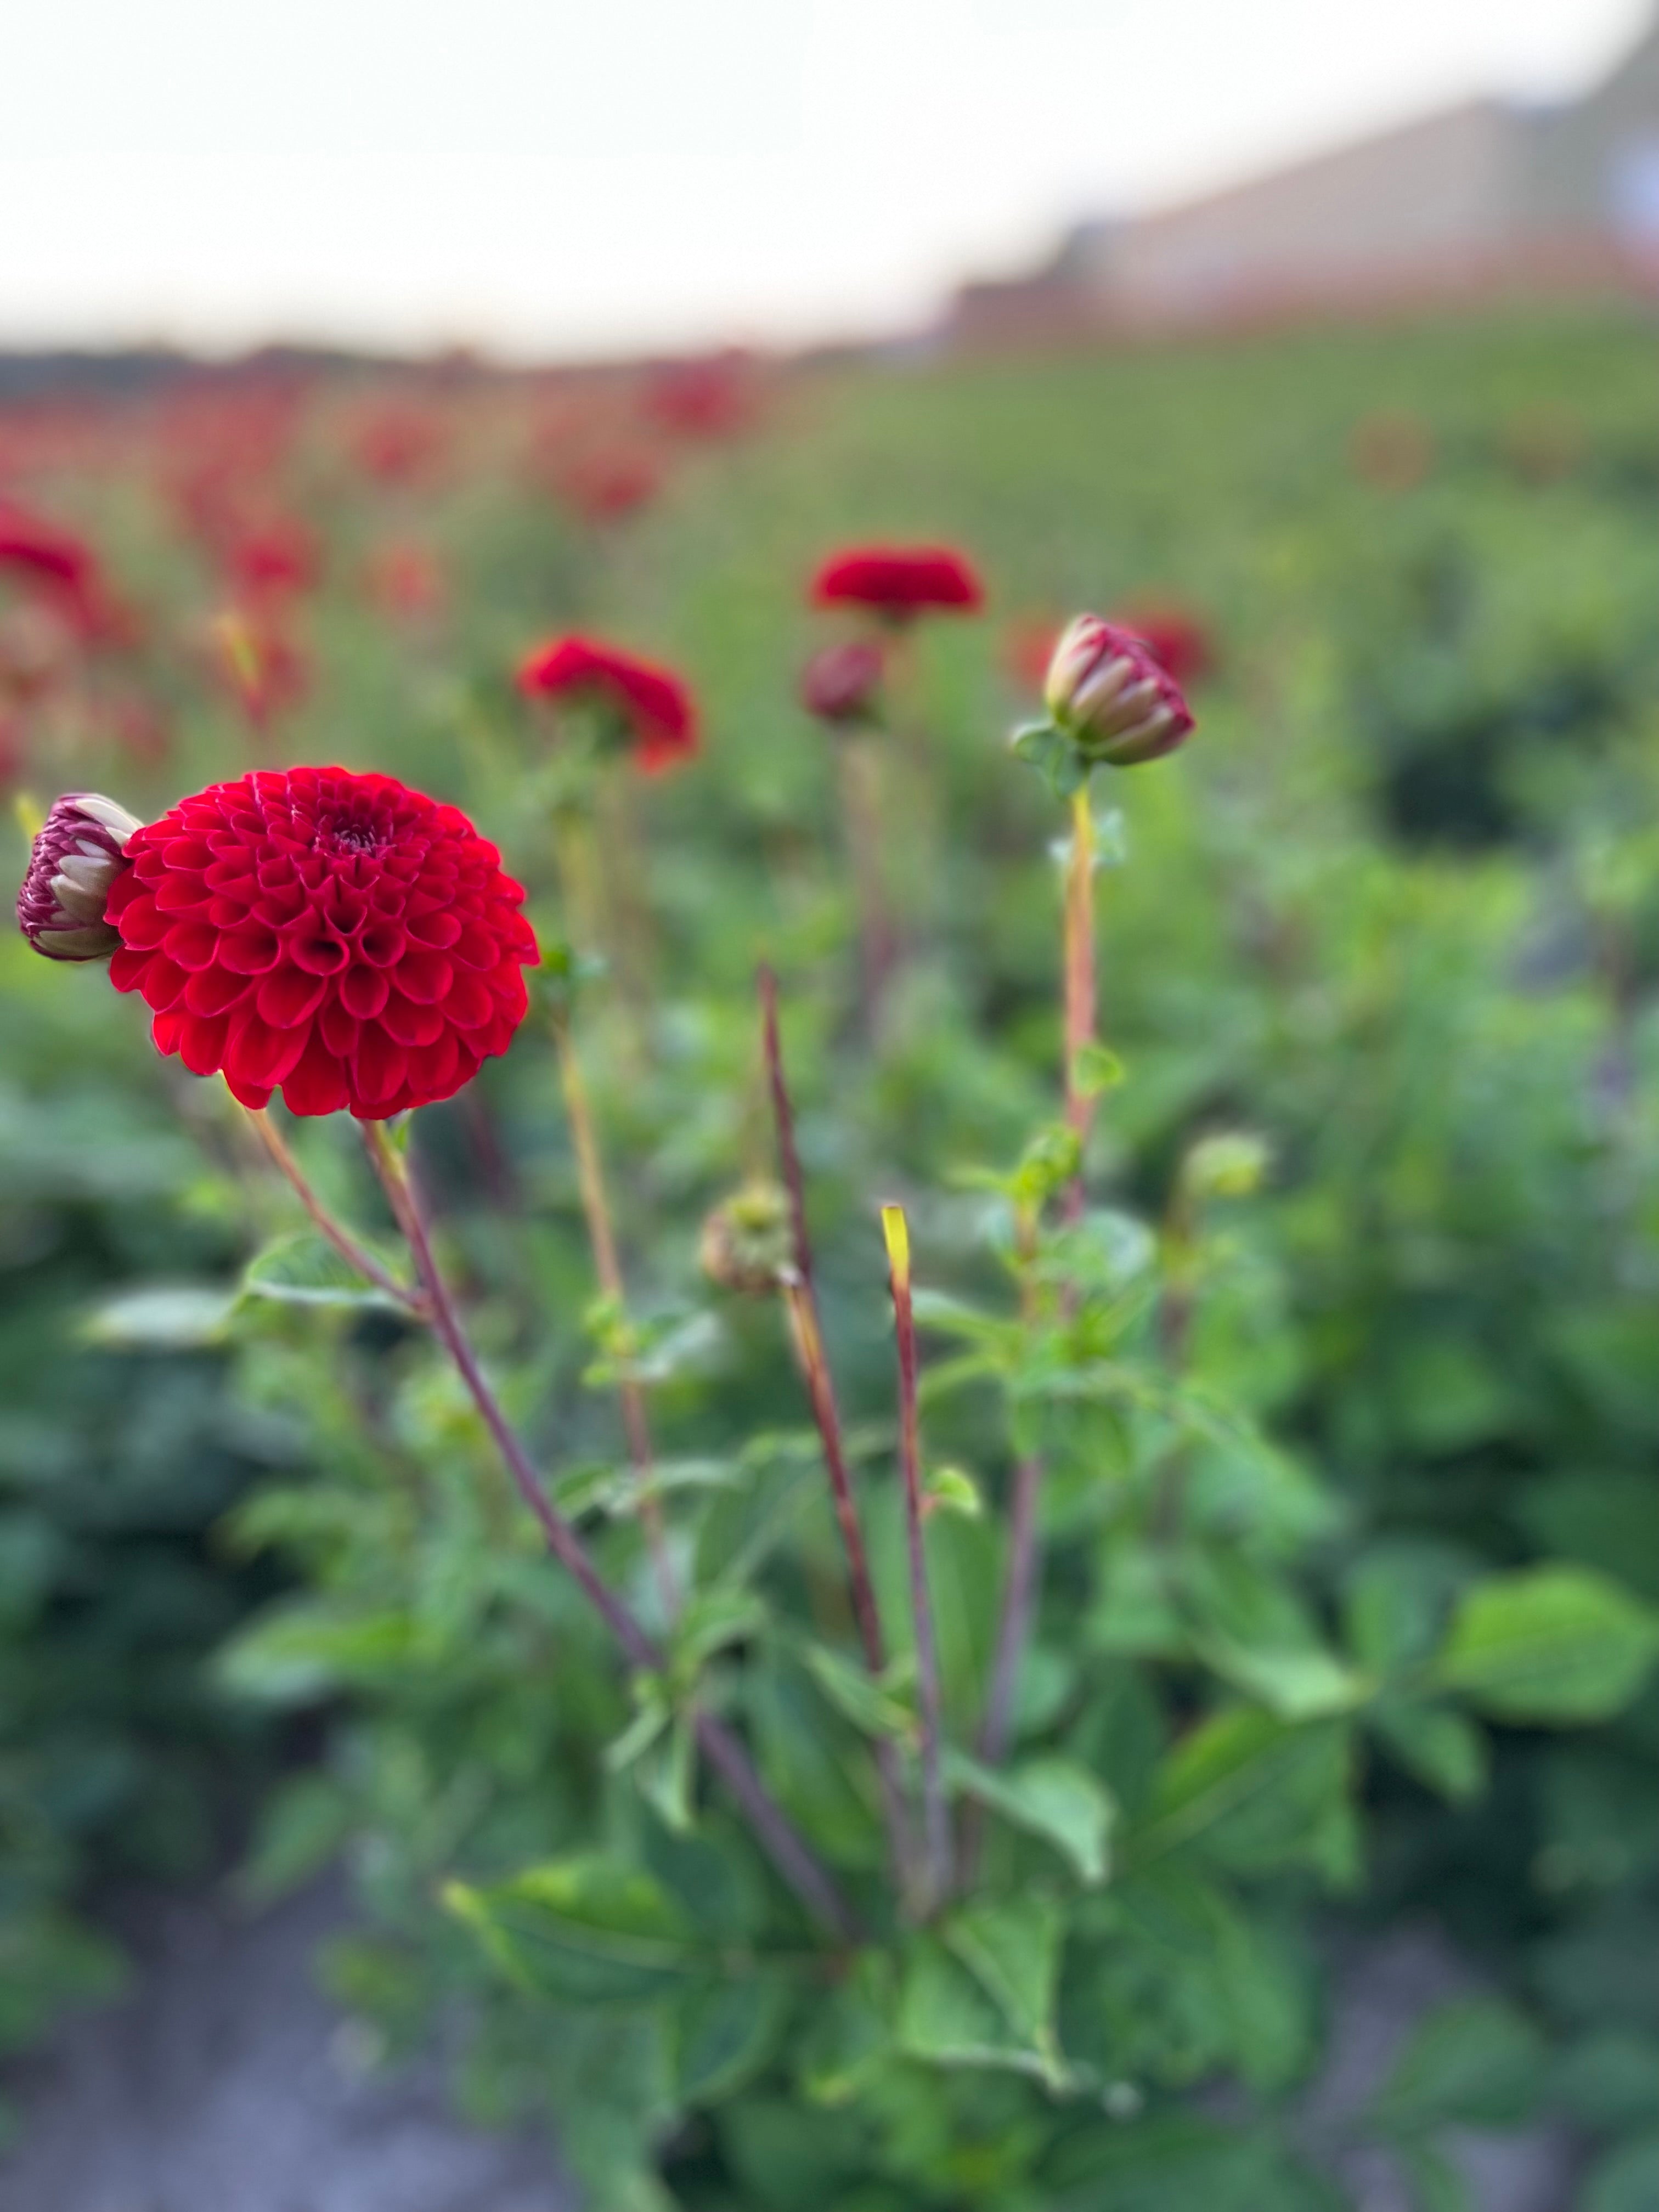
[{"xmin": 0, "ymin": 1876, "xmax": 573, "ymax": 2212}]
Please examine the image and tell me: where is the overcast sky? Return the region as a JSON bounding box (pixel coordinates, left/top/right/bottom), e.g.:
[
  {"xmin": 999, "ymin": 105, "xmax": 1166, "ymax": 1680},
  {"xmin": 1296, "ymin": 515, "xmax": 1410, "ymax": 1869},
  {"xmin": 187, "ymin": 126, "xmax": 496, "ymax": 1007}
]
[{"xmin": 0, "ymin": 0, "xmax": 1650, "ymax": 358}]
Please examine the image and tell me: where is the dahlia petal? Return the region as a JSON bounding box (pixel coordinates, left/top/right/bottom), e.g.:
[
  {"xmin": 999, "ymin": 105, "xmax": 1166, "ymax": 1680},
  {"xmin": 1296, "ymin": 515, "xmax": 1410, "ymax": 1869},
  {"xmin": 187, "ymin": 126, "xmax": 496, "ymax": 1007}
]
[
  {"xmin": 443, "ymin": 972, "xmax": 494, "ymax": 1030},
  {"xmin": 151, "ymin": 1008, "xmax": 187, "ymax": 1056},
  {"xmin": 178, "ymin": 1012, "xmax": 229, "ymax": 1077},
  {"xmin": 352, "ymin": 1028, "xmax": 409, "ymax": 1104},
  {"xmin": 116, "ymin": 895, "xmax": 171, "ymax": 950},
  {"xmin": 139, "ymin": 955, "xmax": 188, "ymax": 1012},
  {"xmin": 393, "ymin": 950, "xmax": 452, "ymax": 1005},
  {"xmin": 381, "ymin": 993, "xmax": 445, "ymax": 1048},
  {"xmin": 280, "ymin": 1034, "xmax": 350, "ymax": 1118},
  {"xmin": 223, "ymin": 1073, "xmax": 274, "ymax": 1111},
  {"xmin": 318, "ymin": 1002, "xmax": 360, "ymax": 1059},
  {"xmin": 451, "ymin": 922, "xmax": 500, "ymax": 971},
  {"xmin": 184, "ymin": 967, "xmax": 252, "ymax": 1018},
  {"xmin": 257, "ymin": 968, "xmax": 328, "ymax": 1028},
  {"xmin": 154, "ymin": 873, "xmax": 211, "ymax": 913},
  {"xmin": 340, "ymin": 964, "xmax": 391, "ymax": 1019},
  {"xmin": 163, "ymin": 921, "xmax": 221, "ymax": 972},
  {"xmin": 108, "ymin": 947, "xmax": 151, "ymax": 994},
  {"xmin": 219, "ymin": 924, "xmax": 282, "ymax": 974},
  {"xmin": 227, "ymin": 1008, "xmax": 310, "ymax": 1089},
  {"xmin": 405, "ymin": 907, "xmax": 461, "ymax": 950},
  {"xmin": 358, "ymin": 921, "xmax": 405, "ymax": 968}
]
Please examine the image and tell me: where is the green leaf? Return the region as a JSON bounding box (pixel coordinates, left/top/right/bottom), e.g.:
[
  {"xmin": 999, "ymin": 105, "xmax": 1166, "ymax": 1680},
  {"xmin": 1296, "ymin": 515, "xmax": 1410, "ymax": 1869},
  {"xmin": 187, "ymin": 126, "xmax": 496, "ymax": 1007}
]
[
  {"xmin": 1434, "ymin": 1567, "xmax": 1659, "ymax": 1724},
  {"xmin": 1071, "ymin": 1041, "xmax": 1126, "ymax": 1100},
  {"xmin": 241, "ymin": 1229, "xmax": 409, "ymax": 1310},
  {"xmin": 675, "ymin": 1976, "xmax": 791, "ymax": 2106},
  {"xmin": 672, "ymin": 1588, "xmax": 769, "ymax": 1674},
  {"xmin": 236, "ymin": 1772, "xmax": 354, "ymax": 1906},
  {"xmin": 1203, "ymin": 1638, "xmax": 1371, "ymax": 1721},
  {"xmin": 1368, "ymin": 1998, "xmax": 1547, "ymax": 2135},
  {"xmin": 80, "ymin": 1283, "xmax": 237, "ymax": 1349},
  {"xmin": 217, "ymin": 1601, "xmax": 419, "ymax": 1703},
  {"xmin": 1133, "ymin": 1709, "xmax": 1356, "ymax": 1883},
  {"xmin": 1369, "ymin": 1699, "xmax": 1488, "ymax": 1803},
  {"xmin": 1583, "ymin": 2135, "xmax": 1659, "ymax": 2212},
  {"xmin": 1395, "ymin": 2141, "xmax": 1475, "ymax": 2212},
  {"xmin": 444, "ymin": 1857, "xmax": 701, "ymax": 2004},
  {"xmin": 1010, "ymin": 719, "xmax": 1087, "ymax": 799},
  {"xmin": 924, "ymin": 1464, "xmax": 983, "ymax": 1519},
  {"xmin": 944, "ymin": 1894, "xmax": 1064, "ymax": 2081},
  {"xmin": 1343, "ymin": 1541, "xmax": 1472, "ymax": 1674},
  {"xmin": 898, "ymin": 1899, "xmax": 1066, "ymax": 2086},
  {"xmin": 946, "ymin": 1750, "xmax": 1115, "ymax": 1884},
  {"xmin": 802, "ymin": 1641, "xmax": 917, "ymax": 1746}
]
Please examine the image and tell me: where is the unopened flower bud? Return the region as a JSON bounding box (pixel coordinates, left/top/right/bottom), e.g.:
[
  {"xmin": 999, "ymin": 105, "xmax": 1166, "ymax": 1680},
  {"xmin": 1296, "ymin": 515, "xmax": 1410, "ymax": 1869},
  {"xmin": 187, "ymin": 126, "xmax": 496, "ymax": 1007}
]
[
  {"xmin": 799, "ymin": 640, "xmax": 884, "ymax": 727},
  {"xmin": 16, "ymin": 791, "xmax": 143, "ymax": 961},
  {"xmin": 699, "ymin": 1181, "xmax": 794, "ymax": 1296},
  {"xmin": 1043, "ymin": 615, "xmax": 1194, "ymax": 767}
]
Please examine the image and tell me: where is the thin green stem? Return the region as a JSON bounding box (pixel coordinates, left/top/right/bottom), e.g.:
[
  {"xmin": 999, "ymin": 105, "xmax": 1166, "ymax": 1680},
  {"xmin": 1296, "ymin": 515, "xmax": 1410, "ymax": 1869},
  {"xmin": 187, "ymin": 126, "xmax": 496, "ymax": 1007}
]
[{"xmin": 883, "ymin": 1204, "xmax": 952, "ymax": 1914}]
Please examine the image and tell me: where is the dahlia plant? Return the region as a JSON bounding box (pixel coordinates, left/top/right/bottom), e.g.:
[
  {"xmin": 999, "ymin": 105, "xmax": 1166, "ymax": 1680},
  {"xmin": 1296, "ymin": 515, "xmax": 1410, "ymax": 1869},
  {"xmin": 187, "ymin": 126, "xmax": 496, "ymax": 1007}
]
[{"xmin": 18, "ymin": 616, "xmax": 1659, "ymax": 2212}]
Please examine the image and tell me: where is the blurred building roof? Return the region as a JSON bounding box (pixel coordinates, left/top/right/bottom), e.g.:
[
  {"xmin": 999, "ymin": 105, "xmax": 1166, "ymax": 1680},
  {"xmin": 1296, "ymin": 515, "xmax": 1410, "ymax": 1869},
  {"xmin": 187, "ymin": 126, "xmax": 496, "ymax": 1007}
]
[{"xmin": 948, "ymin": 11, "xmax": 1659, "ymax": 345}]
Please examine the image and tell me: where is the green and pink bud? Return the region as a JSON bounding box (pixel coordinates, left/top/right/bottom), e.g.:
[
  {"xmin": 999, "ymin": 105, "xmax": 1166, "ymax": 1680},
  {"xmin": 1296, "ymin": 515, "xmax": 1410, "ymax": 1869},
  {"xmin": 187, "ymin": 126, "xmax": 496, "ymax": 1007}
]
[
  {"xmin": 16, "ymin": 791, "xmax": 142, "ymax": 961},
  {"xmin": 1042, "ymin": 615, "xmax": 1194, "ymax": 766}
]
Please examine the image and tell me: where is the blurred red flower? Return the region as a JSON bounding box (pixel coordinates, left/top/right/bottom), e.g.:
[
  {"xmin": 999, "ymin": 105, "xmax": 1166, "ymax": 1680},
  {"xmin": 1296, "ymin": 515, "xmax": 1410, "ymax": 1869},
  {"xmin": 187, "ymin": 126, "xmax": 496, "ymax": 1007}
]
[
  {"xmin": 800, "ymin": 639, "xmax": 885, "ymax": 726},
  {"xmin": 224, "ymin": 515, "xmax": 320, "ymax": 603},
  {"xmin": 644, "ymin": 354, "xmax": 756, "ymax": 441},
  {"xmin": 1112, "ymin": 601, "xmax": 1216, "ymax": 687},
  {"xmin": 350, "ymin": 401, "xmax": 448, "ymax": 487},
  {"xmin": 105, "ymin": 766, "xmax": 537, "ymax": 1118},
  {"xmin": 366, "ymin": 540, "xmax": 445, "ymax": 622},
  {"xmin": 811, "ymin": 544, "xmax": 984, "ymax": 620},
  {"xmin": 517, "ymin": 634, "xmax": 698, "ymax": 774},
  {"xmin": 0, "ymin": 500, "xmax": 126, "ymax": 641},
  {"xmin": 557, "ymin": 448, "xmax": 665, "ymax": 525}
]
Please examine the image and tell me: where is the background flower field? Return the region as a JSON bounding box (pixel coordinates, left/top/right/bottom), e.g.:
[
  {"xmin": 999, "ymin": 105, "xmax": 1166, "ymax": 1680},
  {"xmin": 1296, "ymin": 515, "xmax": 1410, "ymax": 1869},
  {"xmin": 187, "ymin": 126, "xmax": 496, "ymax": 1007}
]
[{"xmin": 5, "ymin": 306, "xmax": 1659, "ymax": 2209}]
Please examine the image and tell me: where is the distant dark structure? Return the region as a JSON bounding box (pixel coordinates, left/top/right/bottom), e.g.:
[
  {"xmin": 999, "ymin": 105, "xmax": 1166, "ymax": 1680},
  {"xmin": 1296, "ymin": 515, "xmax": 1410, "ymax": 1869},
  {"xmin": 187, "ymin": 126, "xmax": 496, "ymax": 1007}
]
[{"xmin": 949, "ymin": 12, "xmax": 1659, "ymax": 344}]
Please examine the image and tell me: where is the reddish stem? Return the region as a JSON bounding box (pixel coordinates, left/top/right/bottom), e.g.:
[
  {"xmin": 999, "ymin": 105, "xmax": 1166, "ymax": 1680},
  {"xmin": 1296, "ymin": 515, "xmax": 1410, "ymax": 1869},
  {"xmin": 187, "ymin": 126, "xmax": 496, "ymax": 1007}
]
[{"xmin": 359, "ymin": 1120, "xmax": 860, "ymax": 1945}]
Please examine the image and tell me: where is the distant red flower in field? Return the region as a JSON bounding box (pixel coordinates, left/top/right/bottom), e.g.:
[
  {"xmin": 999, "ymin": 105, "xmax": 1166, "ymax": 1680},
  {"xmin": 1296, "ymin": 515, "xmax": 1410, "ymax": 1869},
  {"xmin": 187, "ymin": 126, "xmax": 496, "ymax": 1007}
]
[
  {"xmin": 0, "ymin": 500, "xmax": 125, "ymax": 641},
  {"xmin": 351, "ymin": 401, "xmax": 447, "ymax": 487},
  {"xmin": 103, "ymin": 767, "xmax": 537, "ymax": 1118},
  {"xmin": 800, "ymin": 639, "xmax": 885, "ymax": 726},
  {"xmin": 518, "ymin": 634, "xmax": 698, "ymax": 774},
  {"xmin": 1112, "ymin": 601, "xmax": 1216, "ymax": 688},
  {"xmin": 366, "ymin": 540, "xmax": 445, "ymax": 623},
  {"xmin": 212, "ymin": 608, "xmax": 310, "ymax": 733},
  {"xmin": 224, "ymin": 514, "xmax": 320, "ymax": 603},
  {"xmin": 644, "ymin": 354, "xmax": 756, "ymax": 441},
  {"xmin": 557, "ymin": 447, "xmax": 665, "ymax": 525},
  {"xmin": 811, "ymin": 544, "xmax": 984, "ymax": 622}
]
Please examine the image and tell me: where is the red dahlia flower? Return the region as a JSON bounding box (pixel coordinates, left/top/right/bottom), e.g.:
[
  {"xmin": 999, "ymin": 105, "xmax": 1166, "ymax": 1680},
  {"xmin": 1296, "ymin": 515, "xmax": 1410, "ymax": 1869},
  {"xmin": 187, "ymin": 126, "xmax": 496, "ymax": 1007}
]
[
  {"xmin": 800, "ymin": 639, "xmax": 884, "ymax": 726},
  {"xmin": 810, "ymin": 544, "xmax": 984, "ymax": 622},
  {"xmin": 1112, "ymin": 601, "xmax": 1215, "ymax": 688},
  {"xmin": 104, "ymin": 768, "xmax": 538, "ymax": 1119},
  {"xmin": 0, "ymin": 500, "xmax": 123, "ymax": 641},
  {"xmin": 517, "ymin": 634, "xmax": 697, "ymax": 775},
  {"xmin": 224, "ymin": 514, "xmax": 320, "ymax": 602}
]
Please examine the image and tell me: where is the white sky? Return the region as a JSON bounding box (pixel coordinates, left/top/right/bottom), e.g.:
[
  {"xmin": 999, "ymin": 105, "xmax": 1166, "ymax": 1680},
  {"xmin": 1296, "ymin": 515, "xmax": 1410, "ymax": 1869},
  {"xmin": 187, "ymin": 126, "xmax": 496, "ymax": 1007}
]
[{"xmin": 0, "ymin": 0, "xmax": 1650, "ymax": 359}]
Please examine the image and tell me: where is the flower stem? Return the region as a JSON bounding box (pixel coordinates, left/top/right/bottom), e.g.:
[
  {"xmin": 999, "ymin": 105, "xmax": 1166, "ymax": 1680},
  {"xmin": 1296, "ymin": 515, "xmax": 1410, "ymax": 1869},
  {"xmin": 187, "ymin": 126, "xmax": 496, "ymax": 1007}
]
[
  {"xmin": 548, "ymin": 1005, "xmax": 677, "ymax": 1620},
  {"xmin": 758, "ymin": 966, "xmax": 913, "ymax": 1894},
  {"xmin": 1062, "ymin": 782, "xmax": 1097, "ymax": 1218},
  {"xmin": 240, "ymin": 1102, "xmax": 429, "ymax": 1318},
  {"xmin": 882, "ymin": 1204, "xmax": 952, "ymax": 1914},
  {"xmin": 834, "ymin": 736, "xmax": 898, "ymax": 1035},
  {"xmin": 359, "ymin": 1118, "xmax": 861, "ymax": 1946}
]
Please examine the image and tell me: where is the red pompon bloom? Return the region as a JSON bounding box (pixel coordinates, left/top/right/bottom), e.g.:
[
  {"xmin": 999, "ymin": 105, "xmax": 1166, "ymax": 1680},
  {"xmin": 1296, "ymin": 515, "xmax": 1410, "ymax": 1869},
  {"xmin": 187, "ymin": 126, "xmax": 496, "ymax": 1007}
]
[
  {"xmin": 0, "ymin": 500, "xmax": 123, "ymax": 640},
  {"xmin": 810, "ymin": 544, "xmax": 984, "ymax": 622},
  {"xmin": 1112, "ymin": 601, "xmax": 1216, "ymax": 689},
  {"xmin": 557, "ymin": 447, "xmax": 664, "ymax": 525},
  {"xmin": 644, "ymin": 354, "xmax": 755, "ymax": 441},
  {"xmin": 212, "ymin": 608, "xmax": 310, "ymax": 733},
  {"xmin": 224, "ymin": 515, "xmax": 320, "ymax": 603},
  {"xmin": 517, "ymin": 634, "xmax": 698, "ymax": 774},
  {"xmin": 104, "ymin": 768, "xmax": 538, "ymax": 1119}
]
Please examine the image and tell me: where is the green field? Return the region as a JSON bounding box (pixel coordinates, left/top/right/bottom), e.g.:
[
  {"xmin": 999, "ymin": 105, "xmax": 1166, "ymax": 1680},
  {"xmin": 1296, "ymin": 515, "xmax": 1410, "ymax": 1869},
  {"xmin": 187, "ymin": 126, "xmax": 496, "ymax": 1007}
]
[{"xmin": 5, "ymin": 307, "xmax": 1659, "ymax": 2207}]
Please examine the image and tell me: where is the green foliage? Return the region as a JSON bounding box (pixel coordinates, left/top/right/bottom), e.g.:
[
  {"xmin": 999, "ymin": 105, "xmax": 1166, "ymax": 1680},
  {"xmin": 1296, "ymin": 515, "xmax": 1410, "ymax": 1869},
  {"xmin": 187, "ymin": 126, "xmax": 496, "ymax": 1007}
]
[{"xmin": 12, "ymin": 307, "xmax": 1659, "ymax": 2204}]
